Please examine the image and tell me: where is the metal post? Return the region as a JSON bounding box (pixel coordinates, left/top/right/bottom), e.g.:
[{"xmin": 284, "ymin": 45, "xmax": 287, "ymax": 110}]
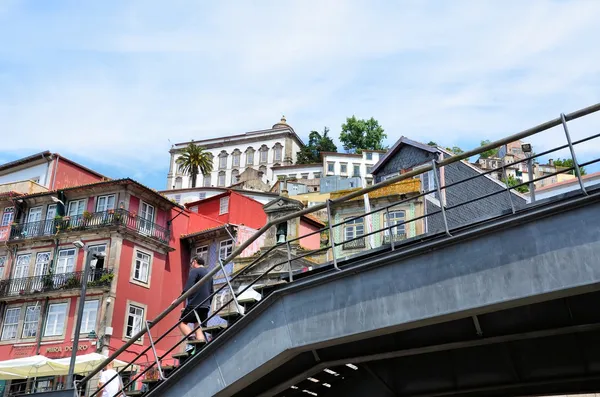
[
  {"xmin": 500, "ymin": 159, "xmax": 516, "ymax": 214},
  {"xmin": 325, "ymin": 199, "xmax": 339, "ymax": 270},
  {"xmin": 561, "ymin": 113, "xmax": 588, "ymax": 196},
  {"xmin": 67, "ymin": 251, "xmax": 94, "ymax": 386},
  {"xmin": 218, "ymin": 258, "xmax": 244, "ymax": 316},
  {"xmin": 526, "ymin": 155, "xmax": 536, "ymax": 203},
  {"xmin": 385, "ymin": 207, "xmax": 395, "ymax": 251},
  {"xmin": 145, "ymin": 321, "xmax": 165, "ymax": 380},
  {"xmin": 431, "ymin": 160, "xmax": 451, "ymax": 237},
  {"xmin": 191, "ymin": 309, "xmax": 209, "ymax": 342},
  {"xmin": 286, "ymin": 241, "xmax": 293, "ymax": 282}
]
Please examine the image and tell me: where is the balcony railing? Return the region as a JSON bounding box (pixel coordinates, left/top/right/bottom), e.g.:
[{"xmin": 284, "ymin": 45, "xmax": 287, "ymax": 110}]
[
  {"xmin": 0, "ymin": 268, "xmax": 114, "ymax": 298},
  {"xmin": 343, "ymin": 237, "xmax": 366, "ymax": 250},
  {"xmin": 8, "ymin": 209, "xmax": 170, "ymax": 244},
  {"xmin": 383, "ymin": 233, "xmax": 407, "ymax": 243}
]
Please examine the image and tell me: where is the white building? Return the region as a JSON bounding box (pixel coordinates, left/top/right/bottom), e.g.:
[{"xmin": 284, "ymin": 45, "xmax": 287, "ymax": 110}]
[
  {"xmin": 535, "ymin": 171, "xmax": 600, "ymax": 201},
  {"xmin": 271, "ymin": 164, "xmax": 323, "ymax": 181},
  {"xmin": 159, "ymin": 187, "xmax": 279, "ymax": 206},
  {"xmin": 322, "ymin": 151, "xmax": 384, "ymax": 186},
  {"xmin": 167, "ymin": 117, "xmax": 304, "ymax": 190}
]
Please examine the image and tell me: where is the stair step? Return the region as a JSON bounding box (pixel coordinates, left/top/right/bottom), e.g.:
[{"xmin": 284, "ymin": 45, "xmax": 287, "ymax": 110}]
[{"xmin": 125, "ymin": 391, "xmax": 144, "ymax": 397}]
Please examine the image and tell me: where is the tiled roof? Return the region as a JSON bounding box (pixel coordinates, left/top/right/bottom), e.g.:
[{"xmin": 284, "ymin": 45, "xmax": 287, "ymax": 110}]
[
  {"xmin": 15, "ymin": 178, "xmax": 184, "ymax": 209},
  {"xmin": 302, "ymin": 213, "xmax": 325, "ymax": 226},
  {"xmin": 181, "ymin": 224, "xmax": 232, "ymax": 239}
]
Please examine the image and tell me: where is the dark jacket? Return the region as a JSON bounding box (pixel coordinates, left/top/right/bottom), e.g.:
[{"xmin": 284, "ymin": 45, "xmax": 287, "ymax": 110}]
[{"xmin": 183, "ymin": 266, "xmax": 213, "ymax": 308}]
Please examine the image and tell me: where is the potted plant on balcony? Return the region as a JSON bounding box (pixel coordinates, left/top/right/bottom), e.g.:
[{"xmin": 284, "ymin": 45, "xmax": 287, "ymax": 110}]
[
  {"xmin": 82, "ymin": 210, "xmax": 93, "ymax": 224},
  {"xmin": 63, "ymin": 275, "xmax": 80, "ymax": 289},
  {"xmin": 42, "ymin": 273, "xmax": 54, "ymax": 291}
]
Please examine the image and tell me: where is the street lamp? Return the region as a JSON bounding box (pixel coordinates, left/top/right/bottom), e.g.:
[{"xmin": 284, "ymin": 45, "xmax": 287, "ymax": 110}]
[
  {"xmin": 67, "ymin": 240, "xmax": 106, "ymax": 387},
  {"xmin": 521, "ymin": 143, "xmax": 536, "ymax": 202}
]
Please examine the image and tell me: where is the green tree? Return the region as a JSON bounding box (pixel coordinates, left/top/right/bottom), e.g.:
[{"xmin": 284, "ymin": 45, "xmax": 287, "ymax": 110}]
[
  {"xmin": 479, "ymin": 139, "xmax": 499, "ymax": 159},
  {"xmin": 176, "ymin": 142, "xmax": 213, "ymax": 188},
  {"xmin": 296, "ymin": 127, "xmax": 337, "ymax": 164},
  {"xmin": 427, "ymin": 141, "xmax": 438, "ymax": 147},
  {"xmin": 553, "ymin": 158, "xmax": 587, "ymax": 175},
  {"xmin": 503, "ymin": 175, "xmax": 529, "ymax": 194},
  {"xmin": 340, "ymin": 116, "xmax": 387, "ymax": 153},
  {"xmin": 446, "ymin": 146, "xmax": 464, "ymax": 155}
]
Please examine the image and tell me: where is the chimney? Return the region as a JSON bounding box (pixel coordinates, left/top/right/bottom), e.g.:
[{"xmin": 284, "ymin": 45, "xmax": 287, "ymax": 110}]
[{"xmin": 548, "ymin": 158, "xmax": 554, "ymax": 166}]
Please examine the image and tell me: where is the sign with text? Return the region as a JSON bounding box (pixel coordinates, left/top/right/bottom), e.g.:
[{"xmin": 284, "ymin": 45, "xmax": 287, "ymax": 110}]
[{"xmin": 46, "ymin": 344, "xmax": 90, "ymax": 355}]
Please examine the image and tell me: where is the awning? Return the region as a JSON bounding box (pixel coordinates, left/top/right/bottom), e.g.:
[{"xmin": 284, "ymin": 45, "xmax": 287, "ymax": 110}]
[
  {"xmin": 0, "ymin": 370, "xmax": 26, "ymax": 380},
  {"xmin": 0, "ymin": 355, "xmax": 68, "ymax": 378},
  {"xmin": 53, "ymin": 353, "xmax": 127, "ymax": 374}
]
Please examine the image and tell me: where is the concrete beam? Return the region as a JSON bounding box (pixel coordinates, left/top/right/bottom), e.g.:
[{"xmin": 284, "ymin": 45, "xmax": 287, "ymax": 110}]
[{"xmin": 153, "ymin": 197, "xmax": 600, "ymax": 397}]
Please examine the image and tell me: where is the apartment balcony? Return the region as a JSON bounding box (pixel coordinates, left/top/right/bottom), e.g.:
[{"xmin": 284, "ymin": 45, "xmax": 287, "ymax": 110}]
[
  {"xmin": 343, "ymin": 237, "xmax": 366, "ymax": 250},
  {"xmin": 0, "ymin": 268, "xmax": 114, "ymax": 299},
  {"xmin": 8, "ymin": 209, "xmax": 170, "ymax": 244},
  {"xmin": 383, "ymin": 233, "xmax": 407, "ymax": 244}
]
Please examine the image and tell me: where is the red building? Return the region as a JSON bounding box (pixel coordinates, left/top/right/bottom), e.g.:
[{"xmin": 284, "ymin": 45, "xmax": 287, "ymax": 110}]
[
  {"xmin": 185, "ymin": 190, "xmax": 267, "ymax": 230},
  {"xmin": 0, "ymin": 179, "xmax": 190, "ymax": 395}
]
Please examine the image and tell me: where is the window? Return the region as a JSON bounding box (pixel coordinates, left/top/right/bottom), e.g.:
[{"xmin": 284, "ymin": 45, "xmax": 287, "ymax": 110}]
[
  {"xmin": 366, "ymin": 178, "xmax": 373, "ymax": 186},
  {"xmin": 0, "ymin": 256, "xmax": 5, "ymax": 279},
  {"xmin": 366, "ymin": 166, "xmax": 373, "ymax": 174},
  {"xmin": 385, "ymin": 210, "xmax": 406, "ymax": 239},
  {"xmin": 314, "ymin": 172, "xmax": 322, "ymax": 179},
  {"xmin": 56, "ymin": 249, "xmax": 75, "ymax": 274},
  {"xmin": 2, "ymin": 308, "xmax": 20, "ymax": 340},
  {"xmin": 232, "ymin": 150, "xmax": 241, "ymax": 167},
  {"xmin": 259, "ymin": 145, "xmax": 269, "ymax": 164},
  {"xmin": 219, "ymin": 196, "xmax": 229, "ymax": 215},
  {"xmin": 344, "ymin": 217, "xmax": 364, "ymax": 241},
  {"xmin": 353, "ymin": 164, "xmax": 361, "ymax": 177},
  {"xmin": 383, "ymin": 173, "xmax": 398, "ymax": 181},
  {"xmin": 31, "ymin": 177, "xmax": 40, "ymax": 184},
  {"xmin": 301, "ymin": 173, "xmax": 309, "ymax": 179},
  {"xmin": 366, "ymin": 152, "xmax": 373, "ymax": 160},
  {"xmin": 203, "ymin": 175, "xmax": 211, "ymax": 187},
  {"xmin": 67, "ymin": 199, "xmax": 86, "ymax": 217},
  {"xmin": 231, "ymin": 169, "xmax": 239, "ymax": 185},
  {"xmin": 274, "ymin": 144, "xmax": 283, "ymax": 161},
  {"xmin": 219, "ymin": 239, "xmax": 233, "ymax": 259},
  {"xmin": 1, "ymin": 207, "xmax": 14, "ymax": 226},
  {"xmin": 44, "ymin": 303, "xmax": 67, "ymax": 336},
  {"xmin": 198, "ymin": 193, "xmax": 206, "ymax": 200},
  {"xmin": 174, "ymin": 177, "xmax": 182, "ymax": 189},
  {"xmin": 96, "ymin": 195, "xmax": 115, "ymax": 212},
  {"xmin": 133, "ymin": 251, "xmax": 151, "ymax": 284},
  {"xmin": 246, "ymin": 148, "xmax": 255, "ymax": 165},
  {"xmin": 195, "ymin": 246, "xmax": 208, "ymax": 264},
  {"xmin": 340, "ymin": 163, "xmax": 347, "ymax": 174},
  {"xmin": 174, "ymin": 194, "xmax": 181, "ymax": 204},
  {"xmin": 217, "ymin": 171, "xmax": 226, "ymax": 187},
  {"xmin": 258, "ymin": 165, "xmax": 266, "ymax": 177},
  {"xmin": 22, "ymin": 305, "xmax": 41, "ymax": 338},
  {"xmin": 13, "ymin": 254, "xmax": 31, "ymax": 279},
  {"xmin": 219, "ymin": 152, "xmax": 228, "ymax": 169},
  {"xmin": 126, "ymin": 304, "xmax": 145, "ymax": 339},
  {"xmin": 81, "ymin": 300, "xmax": 99, "ymax": 334}
]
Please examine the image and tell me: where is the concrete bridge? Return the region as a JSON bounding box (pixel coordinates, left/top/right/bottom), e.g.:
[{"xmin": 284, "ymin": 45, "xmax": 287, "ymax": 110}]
[{"xmin": 146, "ymin": 184, "xmax": 600, "ymax": 397}]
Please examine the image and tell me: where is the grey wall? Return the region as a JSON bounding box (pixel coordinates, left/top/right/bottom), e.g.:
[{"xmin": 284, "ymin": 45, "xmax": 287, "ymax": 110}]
[
  {"xmin": 374, "ymin": 145, "xmax": 436, "ymax": 182},
  {"xmin": 152, "ymin": 196, "xmax": 600, "ymax": 397},
  {"xmin": 426, "ymin": 153, "xmax": 526, "ymax": 233},
  {"xmin": 320, "ymin": 176, "xmax": 362, "ymax": 193}
]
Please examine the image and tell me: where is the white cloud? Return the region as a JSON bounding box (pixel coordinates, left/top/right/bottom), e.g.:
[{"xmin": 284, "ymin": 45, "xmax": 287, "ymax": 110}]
[{"xmin": 1, "ymin": 0, "xmax": 600, "ymax": 177}]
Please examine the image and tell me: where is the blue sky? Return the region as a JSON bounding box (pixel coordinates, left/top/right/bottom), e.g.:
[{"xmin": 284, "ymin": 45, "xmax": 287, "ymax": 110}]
[{"xmin": 1, "ymin": 0, "xmax": 600, "ymax": 189}]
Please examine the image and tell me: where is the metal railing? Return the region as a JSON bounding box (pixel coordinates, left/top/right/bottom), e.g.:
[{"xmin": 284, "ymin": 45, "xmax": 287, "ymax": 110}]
[
  {"xmin": 84, "ymin": 103, "xmax": 600, "ymax": 397},
  {"xmin": 8, "ymin": 209, "xmax": 170, "ymax": 244},
  {"xmin": 0, "ymin": 268, "xmax": 114, "ymax": 298}
]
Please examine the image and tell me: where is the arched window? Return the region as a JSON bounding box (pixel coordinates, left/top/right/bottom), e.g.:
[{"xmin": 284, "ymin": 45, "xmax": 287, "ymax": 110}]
[
  {"xmin": 259, "ymin": 145, "xmax": 269, "ymax": 164},
  {"xmin": 174, "ymin": 177, "xmax": 182, "ymax": 189},
  {"xmin": 258, "ymin": 165, "xmax": 267, "ymax": 177},
  {"xmin": 232, "ymin": 149, "xmax": 241, "ymax": 167},
  {"xmin": 273, "ymin": 143, "xmax": 283, "ymax": 162},
  {"xmin": 231, "ymin": 169, "xmax": 239, "ymax": 185},
  {"xmin": 218, "ymin": 171, "xmax": 226, "ymax": 187},
  {"xmin": 246, "ymin": 147, "xmax": 255, "ymax": 166},
  {"xmin": 218, "ymin": 151, "xmax": 228, "ymax": 169}
]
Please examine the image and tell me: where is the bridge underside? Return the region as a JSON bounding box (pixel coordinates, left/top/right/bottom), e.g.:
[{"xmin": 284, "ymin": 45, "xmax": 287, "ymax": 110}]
[
  {"xmin": 249, "ymin": 289, "xmax": 600, "ymax": 397},
  {"xmin": 150, "ymin": 192, "xmax": 600, "ymax": 397}
]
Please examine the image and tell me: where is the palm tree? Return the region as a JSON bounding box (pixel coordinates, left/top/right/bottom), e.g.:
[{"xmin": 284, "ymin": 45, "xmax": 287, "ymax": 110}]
[{"xmin": 176, "ymin": 142, "xmax": 213, "ymax": 188}]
